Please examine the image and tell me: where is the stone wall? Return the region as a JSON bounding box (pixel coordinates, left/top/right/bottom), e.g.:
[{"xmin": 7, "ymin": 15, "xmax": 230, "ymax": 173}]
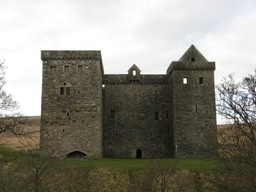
[
  {"xmin": 40, "ymin": 51, "xmax": 103, "ymax": 159},
  {"xmin": 103, "ymin": 73, "xmax": 173, "ymax": 158}
]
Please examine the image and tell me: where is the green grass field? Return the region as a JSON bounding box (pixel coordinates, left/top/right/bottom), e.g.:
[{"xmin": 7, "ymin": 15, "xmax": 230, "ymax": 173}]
[
  {"xmin": 0, "ymin": 146, "xmax": 220, "ymax": 172},
  {"xmin": 64, "ymin": 158, "xmax": 219, "ymax": 171}
]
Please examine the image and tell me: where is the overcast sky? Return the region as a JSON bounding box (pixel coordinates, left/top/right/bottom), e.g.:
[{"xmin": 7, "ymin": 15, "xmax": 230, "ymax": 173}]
[{"xmin": 1, "ymin": 0, "xmax": 256, "ymax": 124}]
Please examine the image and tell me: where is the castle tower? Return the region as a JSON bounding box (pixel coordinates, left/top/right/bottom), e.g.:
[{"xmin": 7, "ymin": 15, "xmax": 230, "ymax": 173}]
[
  {"xmin": 40, "ymin": 51, "xmax": 104, "ymax": 159},
  {"xmin": 167, "ymin": 45, "xmax": 217, "ymax": 158}
]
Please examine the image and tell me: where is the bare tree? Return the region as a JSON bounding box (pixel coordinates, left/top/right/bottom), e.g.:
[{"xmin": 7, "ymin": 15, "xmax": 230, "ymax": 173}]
[
  {"xmin": 0, "ymin": 60, "xmax": 29, "ymax": 139},
  {"xmin": 216, "ymin": 71, "xmax": 256, "ymax": 192},
  {"xmin": 18, "ymin": 151, "xmax": 60, "ymax": 192}
]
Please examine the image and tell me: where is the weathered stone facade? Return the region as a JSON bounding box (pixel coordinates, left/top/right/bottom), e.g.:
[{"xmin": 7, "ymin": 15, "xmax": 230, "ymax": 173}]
[{"xmin": 40, "ymin": 45, "xmax": 217, "ymax": 159}]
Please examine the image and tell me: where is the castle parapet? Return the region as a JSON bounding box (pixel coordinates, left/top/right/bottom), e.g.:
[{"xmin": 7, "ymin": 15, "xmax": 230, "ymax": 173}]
[
  {"xmin": 166, "ymin": 61, "xmax": 215, "ymax": 76},
  {"xmin": 41, "ymin": 50, "xmax": 102, "ymax": 60}
]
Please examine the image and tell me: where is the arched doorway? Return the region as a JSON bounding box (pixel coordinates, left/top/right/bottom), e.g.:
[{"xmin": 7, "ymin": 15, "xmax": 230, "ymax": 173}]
[
  {"xmin": 66, "ymin": 151, "xmax": 87, "ymax": 159},
  {"xmin": 136, "ymin": 149, "xmax": 142, "ymax": 159}
]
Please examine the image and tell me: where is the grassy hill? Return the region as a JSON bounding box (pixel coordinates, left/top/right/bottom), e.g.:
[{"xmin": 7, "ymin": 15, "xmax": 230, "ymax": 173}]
[{"xmin": 0, "ymin": 116, "xmax": 40, "ymax": 150}]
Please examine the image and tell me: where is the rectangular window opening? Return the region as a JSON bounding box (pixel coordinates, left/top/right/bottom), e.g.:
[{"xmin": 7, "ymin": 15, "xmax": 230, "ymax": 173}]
[
  {"xmin": 183, "ymin": 77, "xmax": 188, "ymax": 84},
  {"xmin": 110, "ymin": 110, "xmax": 115, "ymax": 119},
  {"xmin": 64, "ymin": 66, "xmax": 69, "ymax": 72},
  {"xmin": 199, "ymin": 77, "xmax": 203, "ymax": 84},
  {"xmin": 50, "ymin": 66, "xmax": 56, "ymax": 75},
  {"xmin": 166, "ymin": 111, "xmax": 169, "ymax": 118},
  {"xmin": 78, "ymin": 65, "xmax": 82, "ymax": 72},
  {"xmin": 60, "ymin": 87, "xmax": 70, "ymax": 95},
  {"xmin": 155, "ymin": 112, "xmax": 159, "ymax": 120},
  {"xmin": 66, "ymin": 87, "xmax": 70, "ymax": 95},
  {"xmin": 60, "ymin": 87, "xmax": 65, "ymax": 95},
  {"xmin": 133, "ymin": 70, "xmax": 136, "ymax": 76},
  {"xmin": 167, "ymin": 126, "xmax": 170, "ymax": 134}
]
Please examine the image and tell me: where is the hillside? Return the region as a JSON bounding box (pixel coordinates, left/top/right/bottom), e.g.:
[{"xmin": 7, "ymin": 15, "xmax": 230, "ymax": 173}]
[{"xmin": 0, "ymin": 116, "xmax": 40, "ymax": 150}]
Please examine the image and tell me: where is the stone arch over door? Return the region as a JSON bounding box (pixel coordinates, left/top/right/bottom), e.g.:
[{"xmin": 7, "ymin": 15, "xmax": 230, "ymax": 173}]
[
  {"xmin": 66, "ymin": 151, "xmax": 87, "ymax": 159},
  {"xmin": 136, "ymin": 149, "xmax": 142, "ymax": 159}
]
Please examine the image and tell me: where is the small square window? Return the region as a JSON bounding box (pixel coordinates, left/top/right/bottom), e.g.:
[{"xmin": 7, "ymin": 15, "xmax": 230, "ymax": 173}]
[
  {"xmin": 199, "ymin": 77, "xmax": 203, "ymax": 84},
  {"xmin": 191, "ymin": 57, "xmax": 195, "ymax": 62},
  {"xmin": 183, "ymin": 77, "xmax": 188, "ymax": 84}
]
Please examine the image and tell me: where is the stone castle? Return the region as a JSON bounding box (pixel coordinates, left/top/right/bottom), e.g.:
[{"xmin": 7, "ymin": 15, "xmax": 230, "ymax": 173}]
[{"xmin": 40, "ymin": 45, "xmax": 217, "ymax": 159}]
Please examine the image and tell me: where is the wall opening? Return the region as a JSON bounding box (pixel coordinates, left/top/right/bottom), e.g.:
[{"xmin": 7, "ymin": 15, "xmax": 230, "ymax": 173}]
[
  {"xmin": 136, "ymin": 149, "xmax": 142, "ymax": 159},
  {"xmin": 199, "ymin": 77, "xmax": 203, "ymax": 84},
  {"xmin": 50, "ymin": 66, "xmax": 56, "ymax": 75},
  {"xmin": 66, "ymin": 151, "xmax": 87, "ymax": 159},
  {"xmin": 110, "ymin": 110, "xmax": 115, "ymax": 119},
  {"xmin": 155, "ymin": 112, "xmax": 159, "ymax": 120},
  {"xmin": 133, "ymin": 70, "xmax": 136, "ymax": 76},
  {"xmin": 183, "ymin": 77, "xmax": 188, "ymax": 84},
  {"xmin": 60, "ymin": 87, "xmax": 70, "ymax": 95},
  {"xmin": 64, "ymin": 65, "xmax": 69, "ymax": 72},
  {"xmin": 78, "ymin": 65, "xmax": 82, "ymax": 72},
  {"xmin": 191, "ymin": 57, "xmax": 195, "ymax": 62}
]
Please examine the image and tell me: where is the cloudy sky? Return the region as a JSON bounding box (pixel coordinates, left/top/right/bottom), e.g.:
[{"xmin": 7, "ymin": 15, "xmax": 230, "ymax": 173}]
[{"xmin": 1, "ymin": 0, "xmax": 256, "ymax": 124}]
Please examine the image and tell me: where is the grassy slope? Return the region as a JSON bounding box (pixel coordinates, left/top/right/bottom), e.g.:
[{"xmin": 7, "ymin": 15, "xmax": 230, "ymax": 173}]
[{"xmin": 0, "ymin": 147, "xmax": 220, "ymax": 172}]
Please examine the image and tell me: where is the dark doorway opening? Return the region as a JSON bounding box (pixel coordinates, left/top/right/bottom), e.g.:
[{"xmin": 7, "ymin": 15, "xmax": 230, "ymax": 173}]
[
  {"xmin": 66, "ymin": 151, "xmax": 87, "ymax": 159},
  {"xmin": 136, "ymin": 149, "xmax": 142, "ymax": 159}
]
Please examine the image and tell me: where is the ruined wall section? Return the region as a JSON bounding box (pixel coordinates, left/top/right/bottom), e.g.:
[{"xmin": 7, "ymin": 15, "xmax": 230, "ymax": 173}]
[
  {"xmin": 103, "ymin": 74, "xmax": 172, "ymax": 158},
  {"xmin": 40, "ymin": 51, "xmax": 103, "ymax": 159},
  {"xmin": 167, "ymin": 59, "xmax": 217, "ymax": 158}
]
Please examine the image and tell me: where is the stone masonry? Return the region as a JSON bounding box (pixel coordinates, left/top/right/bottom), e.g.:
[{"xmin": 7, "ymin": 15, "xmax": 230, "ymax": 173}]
[{"xmin": 40, "ymin": 45, "xmax": 217, "ymax": 159}]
